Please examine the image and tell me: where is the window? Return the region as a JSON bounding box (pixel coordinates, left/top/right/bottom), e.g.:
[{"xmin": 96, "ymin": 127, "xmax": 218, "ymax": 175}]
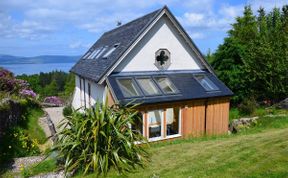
[
  {"xmin": 95, "ymin": 46, "xmax": 108, "ymax": 58},
  {"xmin": 136, "ymin": 78, "xmax": 161, "ymax": 96},
  {"xmin": 166, "ymin": 108, "xmax": 180, "ymax": 136},
  {"xmin": 88, "ymin": 48, "xmax": 101, "ymax": 59},
  {"xmin": 154, "ymin": 77, "xmax": 177, "ymax": 94},
  {"xmin": 103, "ymin": 44, "xmax": 119, "ymax": 58},
  {"xmin": 117, "ymin": 78, "xmax": 141, "ymax": 98},
  {"xmin": 148, "ymin": 110, "xmax": 163, "ymax": 139},
  {"xmin": 194, "ymin": 75, "xmax": 218, "ymax": 91},
  {"xmin": 146, "ymin": 108, "xmax": 181, "ymax": 141},
  {"xmin": 82, "ymin": 51, "xmax": 91, "ymax": 59}
]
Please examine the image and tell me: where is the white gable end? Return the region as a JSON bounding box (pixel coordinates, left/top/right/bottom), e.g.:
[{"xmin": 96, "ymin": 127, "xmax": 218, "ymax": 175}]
[{"xmin": 114, "ymin": 15, "xmax": 204, "ymax": 72}]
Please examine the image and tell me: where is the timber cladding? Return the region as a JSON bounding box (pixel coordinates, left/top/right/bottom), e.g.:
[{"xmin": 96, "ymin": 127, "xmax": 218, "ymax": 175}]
[
  {"xmin": 182, "ymin": 97, "xmax": 230, "ymax": 137},
  {"xmin": 137, "ymin": 97, "xmax": 230, "ymax": 139}
]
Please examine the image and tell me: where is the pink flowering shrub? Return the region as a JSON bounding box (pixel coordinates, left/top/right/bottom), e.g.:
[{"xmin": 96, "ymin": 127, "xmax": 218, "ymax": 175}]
[
  {"xmin": 0, "ymin": 68, "xmax": 35, "ymax": 98},
  {"xmin": 43, "ymin": 96, "xmax": 63, "ymax": 105},
  {"xmin": 19, "ymin": 89, "xmax": 37, "ymax": 98}
]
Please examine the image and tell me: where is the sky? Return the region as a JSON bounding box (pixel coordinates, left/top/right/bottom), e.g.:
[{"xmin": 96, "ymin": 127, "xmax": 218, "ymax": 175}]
[{"xmin": 0, "ymin": 0, "xmax": 287, "ymax": 57}]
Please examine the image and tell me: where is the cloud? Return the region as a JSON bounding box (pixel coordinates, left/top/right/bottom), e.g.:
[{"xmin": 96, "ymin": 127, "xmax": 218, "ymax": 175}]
[
  {"xmin": 69, "ymin": 41, "xmax": 91, "ymax": 49},
  {"xmin": 190, "ymin": 32, "xmax": 205, "ymax": 39},
  {"xmin": 0, "ymin": 0, "xmax": 287, "ymax": 56}
]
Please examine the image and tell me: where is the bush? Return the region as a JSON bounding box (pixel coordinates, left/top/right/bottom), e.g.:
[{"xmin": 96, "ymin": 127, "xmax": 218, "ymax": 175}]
[
  {"xmin": 53, "ymin": 102, "xmax": 149, "ymax": 176},
  {"xmin": 62, "ymin": 105, "xmax": 72, "ymax": 117},
  {"xmin": 43, "ymin": 96, "xmax": 63, "ymax": 106},
  {"xmin": 0, "ymin": 127, "xmax": 40, "ymax": 162},
  {"xmin": 238, "ymin": 98, "xmax": 257, "ymax": 116}
]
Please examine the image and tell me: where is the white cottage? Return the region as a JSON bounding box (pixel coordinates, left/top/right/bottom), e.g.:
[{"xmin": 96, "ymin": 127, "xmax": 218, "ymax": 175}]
[{"xmin": 70, "ymin": 6, "xmax": 233, "ymax": 141}]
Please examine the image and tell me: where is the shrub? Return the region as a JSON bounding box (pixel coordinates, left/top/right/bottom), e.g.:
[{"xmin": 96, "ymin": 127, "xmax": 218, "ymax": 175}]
[
  {"xmin": 43, "ymin": 96, "xmax": 63, "ymax": 106},
  {"xmin": 62, "ymin": 105, "xmax": 72, "ymax": 117},
  {"xmin": 19, "ymin": 89, "xmax": 37, "ymax": 98},
  {"xmin": 53, "ymin": 102, "xmax": 149, "ymax": 176},
  {"xmin": 0, "ymin": 127, "xmax": 40, "ymax": 162},
  {"xmin": 238, "ymin": 98, "xmax": 257, "ymax": 116}
]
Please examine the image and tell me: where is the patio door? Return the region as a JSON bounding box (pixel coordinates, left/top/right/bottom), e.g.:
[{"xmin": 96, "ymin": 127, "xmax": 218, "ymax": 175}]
[
  {"xmin": 147, "ymin": 110, "xmax": 164, "ymax": 141},
  {"xmin": 146, "ymin": 108, "xmax": 182, "ymax": 141}
]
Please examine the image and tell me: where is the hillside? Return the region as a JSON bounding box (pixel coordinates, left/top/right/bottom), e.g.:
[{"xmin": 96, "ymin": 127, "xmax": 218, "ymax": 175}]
[{"xmin": 0, "ymin": 54, "xmax": 80, "ymax": 64}]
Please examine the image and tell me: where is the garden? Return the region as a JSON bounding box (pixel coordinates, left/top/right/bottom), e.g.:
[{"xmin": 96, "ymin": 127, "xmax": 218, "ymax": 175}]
[
  {"xmin": 0, "ymin": 68, "xmax": 46, "ymax": 166},
  {"xmin": 1, "ymin": 4, "xmax": 288, "ymax": 178}
]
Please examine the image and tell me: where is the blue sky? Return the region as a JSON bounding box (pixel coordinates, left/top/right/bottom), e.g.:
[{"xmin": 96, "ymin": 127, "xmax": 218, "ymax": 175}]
[{"xmin": 0, "ymin": 0, "xmax": 287, "ymax": 57}]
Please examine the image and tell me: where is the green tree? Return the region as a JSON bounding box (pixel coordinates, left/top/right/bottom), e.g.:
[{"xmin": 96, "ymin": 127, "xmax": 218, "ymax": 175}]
[
  {"xmin": 212, "ymin": 5, "xmax": 288, "ymax": 104},
  {"xmin": 44, "ymin": 80, "xmax": 58, "ymax": 96}
]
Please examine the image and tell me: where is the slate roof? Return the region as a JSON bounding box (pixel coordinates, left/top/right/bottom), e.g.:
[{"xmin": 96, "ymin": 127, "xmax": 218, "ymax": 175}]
[
  {"xmin": 70, "ymin": 8, "xmax": 162, "ymax": 82},
  {"xmin": 107, "ymin": 70, "xmax": 234, "ymax": 105}
]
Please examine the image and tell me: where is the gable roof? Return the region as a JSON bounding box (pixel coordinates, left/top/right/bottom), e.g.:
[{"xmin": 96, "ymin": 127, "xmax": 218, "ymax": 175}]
[{"xmin": 70, "ymin": 6, "xmax": 214, "ymax": 84}]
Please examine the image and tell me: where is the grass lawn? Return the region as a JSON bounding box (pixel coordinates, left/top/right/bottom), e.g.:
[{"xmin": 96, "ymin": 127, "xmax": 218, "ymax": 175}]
[
  {"xmin": 17, "ymin": 114, "xmax": 288, "ymax": 178},
  {"xmin": 80, "ymin": 115, "xmax": 288, "ymax": 178}
]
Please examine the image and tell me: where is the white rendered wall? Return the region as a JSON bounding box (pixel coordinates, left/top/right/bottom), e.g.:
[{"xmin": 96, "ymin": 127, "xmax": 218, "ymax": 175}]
[
  {"xmin": 72, "ymin": 75, "xmax": 106, "ymax": 110},
  {"xmin": 72, "ymin": 75, "xmax": 82, "ymax": 109},
  {"xmin": 115, "ymin": 15, "xmax": 204, "ymax": 72}
]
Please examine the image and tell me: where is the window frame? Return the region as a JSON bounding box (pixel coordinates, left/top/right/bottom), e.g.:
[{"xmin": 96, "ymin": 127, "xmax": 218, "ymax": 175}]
[
  {"xmin": 88, "ymin": 48, "xmax": 101, "ymax": 59},
  {"xmin": 135, "ymin": 77, "xmax": 162, "ymax": 96},
  {"xmin": 146, "ymin": 108, "xmax": 182, "ymax": 142},
  {"xmin": 116, "ymin": 77, "xmax": 143, "ymax": 98},
  {"xmin": 147, "ymin": 109, "xmax": 164, "ymax": 142},
  {"xmin": 95, "ymin": 46, "xmax": 108, "ymax": 58},
  {"xmin": 165, "ymin": 107, "xmax": 182, "ymax": 139},
  {"xmin": 102, "ymin": 43, "xmax": 120, "ymax": 58},
  {"xmin": 194, "ymin": 74, "xmax": 219, "ymax": 92},
  {"xmin": 153, "ymin": 76, "xmax": 179, "ymax": 95}
]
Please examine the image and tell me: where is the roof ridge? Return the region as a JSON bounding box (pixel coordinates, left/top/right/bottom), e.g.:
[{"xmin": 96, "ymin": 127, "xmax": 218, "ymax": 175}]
[{"xmin": 103, "ymin": 7, "xmax": 163, "ymax": 35}]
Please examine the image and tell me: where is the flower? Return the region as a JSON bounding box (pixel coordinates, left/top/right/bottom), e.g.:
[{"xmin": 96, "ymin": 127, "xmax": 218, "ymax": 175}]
[
  {"xmin": 8, "ymin": 145, "xmax": 11, "ymax": 149},
  {"xmin": 44, "ymin": 96, "xmax": 63, "ymax": 105},
  {"xmin": 19, "ymin": 89, "xmax": 37, "ymax": 98},
  {"xmin": 0, "ymin": 68, "xmax": 13, "ymax": 78}
]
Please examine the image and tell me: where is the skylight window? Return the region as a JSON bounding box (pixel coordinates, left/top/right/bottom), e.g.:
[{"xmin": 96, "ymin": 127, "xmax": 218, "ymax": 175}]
[
  {"xmin": 95, "ymin": 46, "xmax": 108, "ymax": 58},
  {"xmin": 82, "ymin": 51, "xmax": 91, "ymax": 59},
  {"xmin": 194, "ymin": 75, "xmax": 219, "ymax": 91},
  {"xmin": 103, "ymin": 44, "xmax": 119, "ymax": 58},
  {"xmin": 87, "ymin": 48, "xmax": 101, "ymax": 59},
  {"xmin": 154, "ymin": 77, "xmax": 177, "ymax": 94},
  {"xmin": 136, "ymin": 78, "xmax": 161, "ymax": 96},
  {"xmin": 117, "ymin": 78, "xmax": 141, "ymax": 98}
]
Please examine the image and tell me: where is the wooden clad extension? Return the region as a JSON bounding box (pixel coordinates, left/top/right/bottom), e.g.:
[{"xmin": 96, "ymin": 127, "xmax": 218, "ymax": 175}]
[
  {"xmin": 136, "ymin": 97, "xmax": 230, "ymax": 140},
  {"xmin": 181, "ymin": 97, "xmax": 230, "ymax": 137},
  {"xmin": 205, "ymin": 98, "xmax": 230, "ymax": 135},
  {"xmin": 182, "ymin": 100, "xmax": 206, "ymax": 137}
]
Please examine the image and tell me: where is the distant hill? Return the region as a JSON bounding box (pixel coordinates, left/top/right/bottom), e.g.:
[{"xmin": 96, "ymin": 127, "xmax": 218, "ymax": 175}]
[{"xmin": 0, "ymin": 54, "xmax": 81, "ymax": 64}]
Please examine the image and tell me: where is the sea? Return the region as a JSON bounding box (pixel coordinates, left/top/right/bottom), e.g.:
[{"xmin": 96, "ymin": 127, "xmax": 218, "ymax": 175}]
[{"xmin": 1, "ymin": 63, "xmax": 76, "ymax": 76}]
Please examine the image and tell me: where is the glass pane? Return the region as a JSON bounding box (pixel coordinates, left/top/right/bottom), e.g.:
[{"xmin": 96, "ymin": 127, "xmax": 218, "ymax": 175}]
[
  {"xmin": 195, "ymin": 75, "xmax": 218, "ymax": 91},
  {"xmin": 118, "ymin": 79, "xmax": 140, "ymax": 97},
  {"xmin": 148, "ymin": 110, "xmax": 162, "ymax": 138},
  {"xmin": 95, "ymin": 47, "xmax": 107, "ymax": 58},
  {"xmin": 103, "ymin": 44, "xmax": 119, "ymax": 58},
  {"xmin": 137, "ymin": 78, "xmax": 161, "ymax": 95},
  {"xmin": 88, "ymin": 49, "xmax": 100, "ymax": 59},
  {"xmin": 131, "ymin": 113, "xmax": 143, "ymax": 135},
  {"xmin": 155, "ymin": 77, "xmax": 177, "ymax": 94},
  {"xmin": 166, "ymin": 108, "xmax": 179, "ymax": 136}
]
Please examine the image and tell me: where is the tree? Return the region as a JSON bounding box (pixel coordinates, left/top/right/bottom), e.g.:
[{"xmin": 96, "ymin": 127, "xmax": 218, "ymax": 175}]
[{"xmin": 212, "ymin": 5, "xmax": 288, "ymax": 105}]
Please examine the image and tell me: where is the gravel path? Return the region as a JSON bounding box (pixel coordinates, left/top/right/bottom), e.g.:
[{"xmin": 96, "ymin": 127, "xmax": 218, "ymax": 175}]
[{"xmin": 44, "ymin": 107, "xmax": 64, "ymax": 133}]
